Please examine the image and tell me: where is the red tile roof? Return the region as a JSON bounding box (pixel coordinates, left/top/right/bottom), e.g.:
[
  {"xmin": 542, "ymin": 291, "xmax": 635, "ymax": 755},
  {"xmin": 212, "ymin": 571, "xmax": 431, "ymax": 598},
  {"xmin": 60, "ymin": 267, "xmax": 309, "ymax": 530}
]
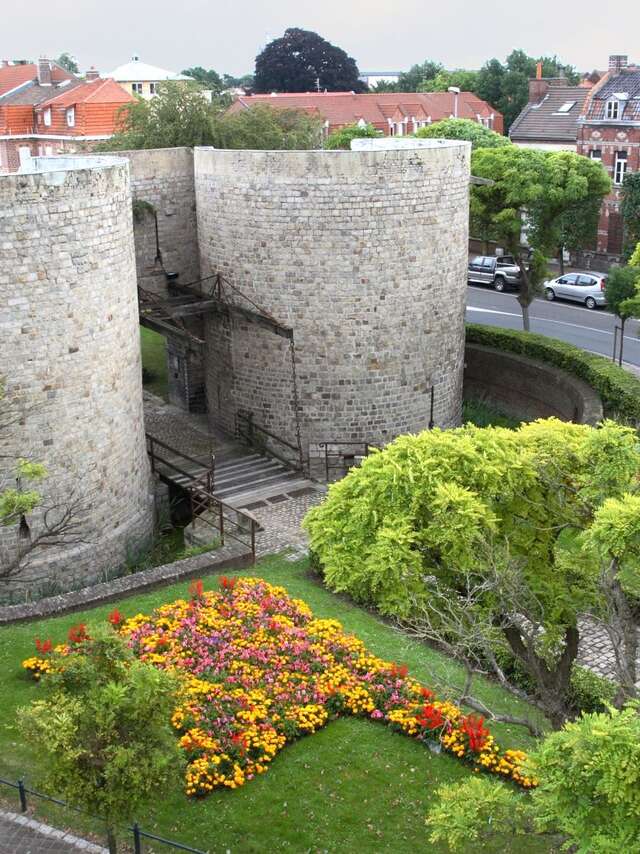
[
  {"xmin": 228, "ymin": 91, "xmax": 503, "ymax": 133},
  {"xmin": 37, "ymin": 78, "xmax": 134, "ymax": 108},
  {"xmin": 0, "ymin": 62, "xmax": 73, "ymax": 97}
]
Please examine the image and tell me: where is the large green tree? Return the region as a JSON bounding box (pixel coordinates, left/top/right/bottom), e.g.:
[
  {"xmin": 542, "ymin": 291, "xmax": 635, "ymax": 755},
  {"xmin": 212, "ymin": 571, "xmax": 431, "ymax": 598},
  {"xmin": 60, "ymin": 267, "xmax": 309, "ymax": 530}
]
[
  {"xmin": 621, "ymin": 171, "xmax": 640, "ymax": 256},
  {"xmin": 420, "ymin": 69, "xmax": 480, "ymax": 93},
  {"xmin": 396, "ymin": 60, "xmax": 443, "ymax": 92},
  {"xmin": 414, "ymin": 117, "xmax": 510, "ymax": 150},
  {"xmin": 181, "ymin": 66, "xmax": 223, "ymax": 92},
  {"xmin": 253, "ymin": 28, "xmax": 364, "ymax": 93},
  {"xmin": 21, "ymin": 627, "xmax": 181, "ymax": 853},
  {"xmin": 304, "ymin": 418, "xmax": 640, "ymax": 729},
  {"xmin": 213, "ymin": 104, "xmax": 322, "ymax": 150},
  {"xmin": 55, "ymin": 52, "xmax": 79, "ymax": 74},
  {"xmin": 323, "ymin": 122, "xmax": 379, "ymax": 149}
]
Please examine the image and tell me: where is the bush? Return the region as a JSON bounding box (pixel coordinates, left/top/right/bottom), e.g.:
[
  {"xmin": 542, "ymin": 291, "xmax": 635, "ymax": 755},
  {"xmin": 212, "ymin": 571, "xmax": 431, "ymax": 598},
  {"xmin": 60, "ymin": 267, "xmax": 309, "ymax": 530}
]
[{"xmin": 466, "ymin": 323, "xmax": 640, "ymax": 425}]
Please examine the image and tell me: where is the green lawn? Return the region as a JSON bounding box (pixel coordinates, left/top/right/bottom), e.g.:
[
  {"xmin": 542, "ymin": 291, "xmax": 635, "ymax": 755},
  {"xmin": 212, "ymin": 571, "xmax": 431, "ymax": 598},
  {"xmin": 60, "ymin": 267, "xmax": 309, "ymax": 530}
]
[
  {"xmin": 0, "ymin": 556, "xmax": 554, "ymax": 853},
  {"xmin": 140, "ymin": 326, "xmax": 169, "ymax": 400},
  {"xmin": 462, "ymin": 398, "xmax": 520, "ymax": 429}
]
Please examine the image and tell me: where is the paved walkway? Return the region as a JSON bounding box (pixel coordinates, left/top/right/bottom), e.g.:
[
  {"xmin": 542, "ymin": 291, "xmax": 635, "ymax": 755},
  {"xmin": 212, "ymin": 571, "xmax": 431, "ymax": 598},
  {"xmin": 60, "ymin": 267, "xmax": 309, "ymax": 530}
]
[{"xmin": 0, "ymin": 809, "xmax": 106, "ymax": 854}]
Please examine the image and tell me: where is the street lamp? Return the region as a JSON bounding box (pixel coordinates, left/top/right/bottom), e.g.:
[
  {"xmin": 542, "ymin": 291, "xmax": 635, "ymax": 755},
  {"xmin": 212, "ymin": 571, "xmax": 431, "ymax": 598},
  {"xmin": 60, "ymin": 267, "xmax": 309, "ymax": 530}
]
[{"xmin": 448, "ymin": 86, "xmax": 460, "ymax": 118}]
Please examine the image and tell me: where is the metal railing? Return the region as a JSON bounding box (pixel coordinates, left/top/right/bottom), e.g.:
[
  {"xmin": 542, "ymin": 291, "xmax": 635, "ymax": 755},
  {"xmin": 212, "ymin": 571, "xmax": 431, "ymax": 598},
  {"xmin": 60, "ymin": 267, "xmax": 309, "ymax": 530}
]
[
  {"xmin": 236, "ymin": 410, "xmax": 306, "ymax": 473},
  {"xmin": 0, "ymin": 776, "xmax": 206, "ymax": 853},
  {"xmin": 146, "ymin": 432, "xmax": 257, "ymax": 563},
  {"xmin": 315, "ymin": 441, "xmax": 378, "ymax": 481}
]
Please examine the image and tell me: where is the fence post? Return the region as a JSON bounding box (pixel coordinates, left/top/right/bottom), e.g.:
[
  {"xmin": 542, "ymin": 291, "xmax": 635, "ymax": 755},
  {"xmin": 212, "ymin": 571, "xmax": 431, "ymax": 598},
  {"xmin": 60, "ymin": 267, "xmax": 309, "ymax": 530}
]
[
  {"xmin": 132, "ymin": 822, "xmax": 142, "ymax": 854},
  {"xmin": 251, "ymin": 519, "xmax": 256, "ymax": 565},
  {"xmin": 219, "ymin": 503, "xmax": 225, "ymax": 546},
  {"xmin": 17, "ymin": 779, "xmax": 27, "ymax": 813}
]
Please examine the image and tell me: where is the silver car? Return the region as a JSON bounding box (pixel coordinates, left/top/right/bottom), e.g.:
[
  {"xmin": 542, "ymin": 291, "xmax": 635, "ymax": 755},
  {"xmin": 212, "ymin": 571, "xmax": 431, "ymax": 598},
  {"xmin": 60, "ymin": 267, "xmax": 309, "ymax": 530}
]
[{"xmin": 544, "ymin": 272, "xmax": 607, "ymax": 309}]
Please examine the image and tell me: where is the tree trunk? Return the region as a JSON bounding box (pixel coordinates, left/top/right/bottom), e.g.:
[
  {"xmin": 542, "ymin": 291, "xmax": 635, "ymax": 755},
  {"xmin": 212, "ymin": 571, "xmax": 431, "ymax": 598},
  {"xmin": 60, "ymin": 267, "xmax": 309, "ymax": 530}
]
[
  {"xmin": 558, "ymin": 247, "xmax": 565, "ymax": 276},
  {"xmin": 107, "ymin": 827, "xmax": 117, "ymax": 854},
  {"xmin": 603, "ymin": 558, "xmax": 638, "ymax": 702},
  {"xmin": 517, "ymin": 261, "xmax": 533, "ymax": 332},
  {"xmin": 618, "ymin": 318, "xmax": 626, "ymax": 366}
]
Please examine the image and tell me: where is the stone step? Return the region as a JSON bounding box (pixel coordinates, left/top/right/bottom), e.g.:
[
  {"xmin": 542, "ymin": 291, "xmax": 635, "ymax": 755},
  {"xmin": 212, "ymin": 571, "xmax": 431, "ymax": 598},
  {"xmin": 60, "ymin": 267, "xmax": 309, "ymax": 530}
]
[
  {"xmin": 213, "ymin": 469, "xmax": 303, "ymax": 502},
  {"xmin": 229, "ymin": 479, "xmax": 319, "ymax": 508}
]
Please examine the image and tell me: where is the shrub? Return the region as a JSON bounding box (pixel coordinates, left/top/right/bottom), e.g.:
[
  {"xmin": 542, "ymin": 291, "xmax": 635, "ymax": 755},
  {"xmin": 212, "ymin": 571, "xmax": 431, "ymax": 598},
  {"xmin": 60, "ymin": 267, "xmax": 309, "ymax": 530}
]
[{"xmin": 466, "ymin": 323, "xmax": 640, "ymax": 424}]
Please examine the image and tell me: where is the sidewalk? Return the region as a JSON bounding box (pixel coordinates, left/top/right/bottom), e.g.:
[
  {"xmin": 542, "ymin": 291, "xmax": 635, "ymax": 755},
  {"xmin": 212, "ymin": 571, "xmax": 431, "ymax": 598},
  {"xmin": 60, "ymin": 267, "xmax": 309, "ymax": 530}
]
[{"xmin": 0, "ymin": 809, "xmax": 106, "ymax": 854}]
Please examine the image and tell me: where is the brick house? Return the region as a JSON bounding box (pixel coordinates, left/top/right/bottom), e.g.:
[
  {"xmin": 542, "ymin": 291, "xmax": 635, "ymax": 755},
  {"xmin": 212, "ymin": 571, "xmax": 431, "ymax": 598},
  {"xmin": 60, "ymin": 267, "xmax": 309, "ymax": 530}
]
[
  {"xmin": 510, "ymin": 72, "xmax": 591, "ymax": 151},
  {"xmin": 227, "ymin": 91, "xmax": 504, "ymax": 136},
  {"xmin": 0, "ymin": 58, "xmax": 134, "ymax": 172},
  {"xmin": 577, "ymin": 55, "xmax": 640, "ymax": 261}
]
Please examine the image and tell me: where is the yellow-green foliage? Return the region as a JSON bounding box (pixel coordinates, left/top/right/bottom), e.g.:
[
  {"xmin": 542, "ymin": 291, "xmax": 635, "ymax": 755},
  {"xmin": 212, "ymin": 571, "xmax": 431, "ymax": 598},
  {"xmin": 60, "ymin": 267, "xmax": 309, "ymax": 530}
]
[{"xmin": 304, "ymin": 419, "xmax": 640, "ymax": 629}]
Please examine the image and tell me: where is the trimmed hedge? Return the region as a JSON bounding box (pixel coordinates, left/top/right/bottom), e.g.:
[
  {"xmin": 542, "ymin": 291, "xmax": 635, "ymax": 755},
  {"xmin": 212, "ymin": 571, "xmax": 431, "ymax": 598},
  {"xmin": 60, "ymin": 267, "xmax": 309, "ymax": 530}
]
[{"xmin": 466, "ymin": 323, "xmax": 640, "ymax": 425}]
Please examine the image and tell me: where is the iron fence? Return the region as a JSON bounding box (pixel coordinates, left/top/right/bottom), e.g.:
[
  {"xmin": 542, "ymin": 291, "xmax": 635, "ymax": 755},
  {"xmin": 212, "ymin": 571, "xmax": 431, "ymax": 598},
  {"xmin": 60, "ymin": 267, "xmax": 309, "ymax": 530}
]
[{"xmin": 0, "ymin": 776, "xmax": 207, "ymax": 853}]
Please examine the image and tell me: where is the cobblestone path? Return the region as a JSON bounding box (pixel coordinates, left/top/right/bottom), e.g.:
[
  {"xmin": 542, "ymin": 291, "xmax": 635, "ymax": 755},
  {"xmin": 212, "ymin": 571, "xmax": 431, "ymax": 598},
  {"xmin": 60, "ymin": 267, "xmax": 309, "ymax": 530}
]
[{"xmin": 0, "ymin": 809, "xmax": 106, "ymax": 854}]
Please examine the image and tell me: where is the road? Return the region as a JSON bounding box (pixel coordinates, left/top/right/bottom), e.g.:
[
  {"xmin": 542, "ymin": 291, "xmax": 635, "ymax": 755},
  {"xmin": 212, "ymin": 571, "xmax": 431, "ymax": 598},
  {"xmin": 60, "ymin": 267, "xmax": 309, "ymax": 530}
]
[{"xmin": 466, "ymin": 286, "xmax": 640, "ymax": 370}]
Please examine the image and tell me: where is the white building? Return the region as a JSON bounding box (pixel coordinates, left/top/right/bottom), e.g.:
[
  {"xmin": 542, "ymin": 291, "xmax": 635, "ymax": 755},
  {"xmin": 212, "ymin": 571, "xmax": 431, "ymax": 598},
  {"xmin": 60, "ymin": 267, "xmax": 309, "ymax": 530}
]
[{"xmin": 107, "ymin": 55, "xmax": 193, "ymax": 99}]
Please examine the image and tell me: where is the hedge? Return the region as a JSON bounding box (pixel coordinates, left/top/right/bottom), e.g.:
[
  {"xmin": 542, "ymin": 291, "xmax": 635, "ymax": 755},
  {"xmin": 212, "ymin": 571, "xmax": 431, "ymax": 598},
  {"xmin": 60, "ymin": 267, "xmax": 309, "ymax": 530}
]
[{"xmin": 466, "ymin": 323, "xmax": 640, "ymax": 425}]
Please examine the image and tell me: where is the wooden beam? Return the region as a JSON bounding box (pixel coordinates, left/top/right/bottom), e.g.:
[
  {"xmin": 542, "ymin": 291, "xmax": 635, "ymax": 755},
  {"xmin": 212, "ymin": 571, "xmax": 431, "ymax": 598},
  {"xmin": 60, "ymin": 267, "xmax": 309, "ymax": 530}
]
[{"xmin": 139, "ymin": 315, "xmax": 205, "ymax": 346}]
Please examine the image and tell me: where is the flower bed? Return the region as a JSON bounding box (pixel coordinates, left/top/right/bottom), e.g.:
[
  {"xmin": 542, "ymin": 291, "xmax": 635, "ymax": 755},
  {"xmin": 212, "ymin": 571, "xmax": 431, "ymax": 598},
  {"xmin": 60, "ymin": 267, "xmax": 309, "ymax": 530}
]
[{"xmin": 22, "ymin": 577, "xmax": 535, "ymax": 795}]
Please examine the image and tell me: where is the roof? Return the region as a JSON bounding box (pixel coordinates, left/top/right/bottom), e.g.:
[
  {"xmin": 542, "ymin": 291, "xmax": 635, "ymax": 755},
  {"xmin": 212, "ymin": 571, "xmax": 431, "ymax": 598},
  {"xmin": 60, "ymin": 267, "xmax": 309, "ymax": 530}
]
[
  {"xmin": 228, "ymin": 91, "xmax": 501, "ymax": 127},
  {"xmin": 36, "ymin": 78, "xmax": 135, "ymax": 109},
  {"xmin": 0, "ymin": 61, "xmax": 73, "ymax": 97},
  {"xmin": 107, "ymin": 56, "xmax": 193, "ymax": 82},
  {"xmin": 583, "ymin": 66, "xmax": 640, "ymax": 122},
  {"xmin": 0, "ymin": 80, "xmax": 83, "ymax": 105},
  {"xmin": 510, "ymin": 82, "xmax": 589, "ymax": 143}
]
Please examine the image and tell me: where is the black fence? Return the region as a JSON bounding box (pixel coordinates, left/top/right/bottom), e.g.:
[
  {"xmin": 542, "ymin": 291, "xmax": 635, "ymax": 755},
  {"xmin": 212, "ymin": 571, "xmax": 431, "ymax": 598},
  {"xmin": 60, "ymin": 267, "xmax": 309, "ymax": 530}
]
[{"xmin": 0, "ymin": 776, "xmax": 207, "ymax": 853}]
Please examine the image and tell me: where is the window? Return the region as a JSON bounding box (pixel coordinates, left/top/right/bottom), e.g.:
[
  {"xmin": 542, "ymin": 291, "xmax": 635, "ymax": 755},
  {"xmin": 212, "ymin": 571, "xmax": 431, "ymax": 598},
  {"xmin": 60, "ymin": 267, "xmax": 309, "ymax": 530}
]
[
  {"xmin": 43, "ymin": 107, "xmax": 51, "ymax": 126},
  {"xmin": 66, "ymin": 107, "xmax": 75, "ymax": 127},
  {"xmin": 577, "ymin": 275, "xmax": 596, "ymax": 286},
  {"xmin": 132, "ymin": 82, "xmax": 143, "ymax": 95},
  {"xmin": 590, "ymin": 149, "xmax": 602, "ymax": 160},
  {"xmin": 614, "ymin": 151, "xmax": 627, "ymax": 185},
  {"xmin": 557, "ymin": 101, "xmax": 576, "ymax": 113},
  {"xmin": 606, "ymin": 100, "xmax": 619, "ymax": 119},
  {"xmin": 149, "ymin": 82, "xmax": 158, "ymax": 95}
]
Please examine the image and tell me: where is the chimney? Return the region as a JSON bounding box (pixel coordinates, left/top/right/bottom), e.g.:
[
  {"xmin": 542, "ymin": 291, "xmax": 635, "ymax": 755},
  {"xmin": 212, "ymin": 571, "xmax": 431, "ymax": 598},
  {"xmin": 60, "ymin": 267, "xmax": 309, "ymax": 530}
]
[
  {"xmin": 37, "ymin": 57, "xmax": 52, "ymax": 86},
  {"xmin": 528, "ymin": 75, "xmax": 550, "ymax": 105},
  {"xmin": 536, "ymin": 61, "xmax": 543, "ymax": 79},
  {"xmin": 85, "ymin": 67, "xmax": 100, "ymax": 81},
  {"xmin": 609, "ymin": 55, "xmax": 628, "ymax": 71}
]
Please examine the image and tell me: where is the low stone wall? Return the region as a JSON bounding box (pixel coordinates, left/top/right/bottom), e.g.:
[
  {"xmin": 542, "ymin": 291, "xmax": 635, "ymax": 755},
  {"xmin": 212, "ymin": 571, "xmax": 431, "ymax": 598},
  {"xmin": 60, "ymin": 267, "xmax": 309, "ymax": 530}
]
[
  {"xmin": 0, "ymin": 541, "xmax": 252, "ymax": 625},
  {"xmin": 464, "ymin": 343, "xmax": 604, "ymax": 424}
]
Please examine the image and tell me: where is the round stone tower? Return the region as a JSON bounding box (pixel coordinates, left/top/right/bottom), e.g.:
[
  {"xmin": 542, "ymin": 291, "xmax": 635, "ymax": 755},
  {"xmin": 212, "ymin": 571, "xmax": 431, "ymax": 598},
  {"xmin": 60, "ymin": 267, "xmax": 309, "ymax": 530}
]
[
  {"xmin": 195, "ymin": 139, "xmax": 470, "ymax": 454},
  {"xmin": 0, "ymin": 155, "xmax": 154, "ymax": 595}
]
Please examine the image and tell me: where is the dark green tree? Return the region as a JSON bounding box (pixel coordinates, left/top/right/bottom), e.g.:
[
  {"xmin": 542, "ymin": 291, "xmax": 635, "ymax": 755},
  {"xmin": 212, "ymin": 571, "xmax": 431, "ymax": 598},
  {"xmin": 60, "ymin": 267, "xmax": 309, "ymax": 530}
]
[
  {"xmin": 621, "ymin": 172, "xmax": 640, "ymax": 257},
  {"xmin": 181, "ymin": 66, "xmax": 223, "ymax": 92},
  {"xmin": 222, "ymin": 72, "xmax": 254, "ymax": 90},
  {"xmin": 397, "ymin": 60, "xmax": 443, "ymax": 91},
  {"xmin": 420, "ymin": 69, "xmax": 479, "ymax": 93},
  {"xmin": 606, "ymin": 265, "xmax": 640, "ymax": 364},
  {"xmin": 253, "ymin": 28, "xmax": 364, "ymax": 93},
  {"xmin": 55, "ymin": 52, "xmax": 79, "ymax": 74},
  {"xmin": 324, "ymin": 122, "xmax": 379, "ymax": 149}
]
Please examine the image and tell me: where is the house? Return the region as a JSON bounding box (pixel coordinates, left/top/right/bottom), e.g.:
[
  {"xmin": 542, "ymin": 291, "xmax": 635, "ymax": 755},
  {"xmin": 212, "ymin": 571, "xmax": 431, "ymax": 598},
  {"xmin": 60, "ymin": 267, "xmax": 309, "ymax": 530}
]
[
  {"xmin": 509, "ymin": 66, "xmax": 591, "ymax": 151},
  {"xmin": 358, "ymin": 70, "xmax": 402, "ymax": 89},
  {"xmin": 227, "ymin": 91, "xmax": 504, "ymax": 137},
  {"xmin": 0, "ymin": 58, "xmax": 135, "ymax": 172},
  {"xmin": 107, "ymin": 55, "xmax": 194, "ymax": 99},
  {"xmin": 577, "ymin": 54, "xmax": 640, "ymax": 260}
]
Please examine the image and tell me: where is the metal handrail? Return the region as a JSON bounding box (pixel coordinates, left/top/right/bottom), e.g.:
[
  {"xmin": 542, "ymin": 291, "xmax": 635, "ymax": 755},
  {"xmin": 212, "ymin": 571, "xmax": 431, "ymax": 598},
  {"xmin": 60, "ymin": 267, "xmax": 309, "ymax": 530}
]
[{"xmin": 236, "ymin": 411, "xmax": 305, "ymax": 472}]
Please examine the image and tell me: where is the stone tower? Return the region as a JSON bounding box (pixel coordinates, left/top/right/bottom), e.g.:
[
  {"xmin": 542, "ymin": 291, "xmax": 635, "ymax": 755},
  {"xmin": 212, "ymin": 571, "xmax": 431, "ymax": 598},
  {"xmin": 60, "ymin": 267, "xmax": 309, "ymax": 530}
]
[
  {"xmin": 194, "ymin": 139, "xmax": 471, "ymax": 453},
  {"xmin": 0, "ymin": 155, "xmax": 154, "ymax": 595}
]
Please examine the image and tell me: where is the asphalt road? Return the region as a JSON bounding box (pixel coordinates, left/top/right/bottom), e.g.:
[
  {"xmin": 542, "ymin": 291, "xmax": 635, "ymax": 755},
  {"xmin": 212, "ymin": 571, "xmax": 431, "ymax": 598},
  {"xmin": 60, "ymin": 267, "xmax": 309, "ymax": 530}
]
[{"xmin": 466, "ymin": 285, "xmax": 640, "ymax": 370}]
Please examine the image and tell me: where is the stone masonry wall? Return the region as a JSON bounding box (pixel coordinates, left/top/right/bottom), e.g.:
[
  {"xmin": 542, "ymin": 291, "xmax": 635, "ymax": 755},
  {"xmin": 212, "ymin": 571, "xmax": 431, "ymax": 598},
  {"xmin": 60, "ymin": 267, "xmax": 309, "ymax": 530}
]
[
  {"xmin": 195, "ymin": 142, "xmax": 471, "ymax": 450},
  {"xmin": 0, "ymin": 156, "xmax": 154, "ymax": 595}
]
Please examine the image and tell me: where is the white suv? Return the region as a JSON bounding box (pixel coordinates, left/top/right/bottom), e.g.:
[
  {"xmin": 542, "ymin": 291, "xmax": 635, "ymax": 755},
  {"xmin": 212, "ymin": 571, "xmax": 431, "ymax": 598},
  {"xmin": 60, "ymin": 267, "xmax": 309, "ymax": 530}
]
[{"xmin": 544, "ymin": 272, "xmax": 607, "ymax": 309}]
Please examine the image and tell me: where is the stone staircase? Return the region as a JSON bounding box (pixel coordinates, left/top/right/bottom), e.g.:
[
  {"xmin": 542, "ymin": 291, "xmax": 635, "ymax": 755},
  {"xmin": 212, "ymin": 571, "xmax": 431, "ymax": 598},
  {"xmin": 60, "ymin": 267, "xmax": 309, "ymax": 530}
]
[{"xmin": 212, "ymin": 451, "xmax": 318, "ymax": 509}]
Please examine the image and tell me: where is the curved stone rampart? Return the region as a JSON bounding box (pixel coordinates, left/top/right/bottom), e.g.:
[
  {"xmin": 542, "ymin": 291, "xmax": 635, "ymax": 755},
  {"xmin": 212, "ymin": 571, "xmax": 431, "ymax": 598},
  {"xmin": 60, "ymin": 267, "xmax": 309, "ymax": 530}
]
[
  {"xmin": 194, "ymin": 140, "xmax": 471, "ymax": 450},
  {"xmin": 0, "ymin": 156, "xmax": 154, "ymax": 594}
]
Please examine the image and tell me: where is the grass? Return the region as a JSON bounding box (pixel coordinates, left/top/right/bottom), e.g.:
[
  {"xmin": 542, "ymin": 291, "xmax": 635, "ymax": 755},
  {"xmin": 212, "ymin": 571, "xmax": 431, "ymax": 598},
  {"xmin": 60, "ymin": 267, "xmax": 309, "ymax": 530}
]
[
  {"xmin": 0, "ymin": 555, "xmax": 554, "ymax": 853},
  {"xmin": 140, "ymin": 326, "xmax": 169, "ymax": 400},
  {"xmin": 462, "ymin": 397, "xmax": 521, "ymax": 429}
]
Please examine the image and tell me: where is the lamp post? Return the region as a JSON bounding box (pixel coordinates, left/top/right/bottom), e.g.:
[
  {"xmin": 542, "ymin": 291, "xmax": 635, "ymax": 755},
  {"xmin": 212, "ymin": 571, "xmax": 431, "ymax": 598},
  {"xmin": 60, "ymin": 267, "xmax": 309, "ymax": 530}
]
[{"xmin": 448, "ymin": 86, "xmax": 460, "ymax": 118}]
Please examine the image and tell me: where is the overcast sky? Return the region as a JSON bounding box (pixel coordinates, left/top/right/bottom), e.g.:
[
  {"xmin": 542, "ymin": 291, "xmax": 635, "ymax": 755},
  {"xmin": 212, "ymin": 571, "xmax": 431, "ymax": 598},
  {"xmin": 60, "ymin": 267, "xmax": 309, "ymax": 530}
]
[{"xmin": 2, "ymin": 0, "xmax": 638, "ymax": 77}]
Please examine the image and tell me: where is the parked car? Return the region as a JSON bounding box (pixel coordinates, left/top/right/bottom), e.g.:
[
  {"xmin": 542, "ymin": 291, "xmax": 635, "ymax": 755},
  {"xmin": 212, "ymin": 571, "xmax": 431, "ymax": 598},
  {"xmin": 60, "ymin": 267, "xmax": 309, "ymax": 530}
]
[
  {"xmin": 544, "ymin": 272, "xmax": 607, "ymax": 309},
  {"xmin": 467, "ymin": 255, "xmax": 522, "ymax": 291}
]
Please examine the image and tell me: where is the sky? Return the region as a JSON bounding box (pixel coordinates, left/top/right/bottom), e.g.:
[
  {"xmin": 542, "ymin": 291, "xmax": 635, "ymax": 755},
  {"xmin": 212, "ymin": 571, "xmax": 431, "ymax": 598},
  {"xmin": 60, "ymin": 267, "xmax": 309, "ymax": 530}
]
[{"xmin": 2, "ymin": 0, "xmax": 639, "ymax": 78}]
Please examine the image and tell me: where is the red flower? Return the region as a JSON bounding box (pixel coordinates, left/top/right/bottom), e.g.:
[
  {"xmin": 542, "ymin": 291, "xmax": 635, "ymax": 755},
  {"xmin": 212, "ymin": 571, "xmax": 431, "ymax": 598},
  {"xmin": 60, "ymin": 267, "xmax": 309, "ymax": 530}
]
[
  {"xmin": 67, "ymin": 623, "xmax": 88, "ymax": 645},
  {"xmin": 416, "ymin": 703, "xmax": 445, "ymax": 730},
  {"xmin": 220, "ymin": 576, "xmax": 236, "ymax": 591},
  {"xmin": 420, "ymin": 687, "xmax": 434, "ymax": 700},
  {"xmin": 461, "ymin": 715, "xmax": 490, "ymax": 752},
  {"xmin": 107, "ymin": 608, "xmax": 122, "ymax": 627},
  {"xmin": 189, "ymin": 579, "xmax": 204, "ymax": 600},
  {"xmin": 35, "ymin": 638, "xmax": 52, "ymax": 654},
  {"xmin": 390, "ymin": 663, "xmax": 409, "ymax": 679}
]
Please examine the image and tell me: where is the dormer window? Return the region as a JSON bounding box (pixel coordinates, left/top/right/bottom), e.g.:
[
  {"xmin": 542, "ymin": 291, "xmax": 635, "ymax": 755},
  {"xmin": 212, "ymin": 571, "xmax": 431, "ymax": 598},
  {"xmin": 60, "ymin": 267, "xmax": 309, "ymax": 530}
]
[
  {"xmin": 66, "ymin": 107, "xmax": 75, "ymax": 127},
  {"xmin": 606, "ymin": 100, "xmax": 620, "ymax": 119},
  {"xmin": 43, "ymin": 107, "xmax": 51, "ymax": 127}
]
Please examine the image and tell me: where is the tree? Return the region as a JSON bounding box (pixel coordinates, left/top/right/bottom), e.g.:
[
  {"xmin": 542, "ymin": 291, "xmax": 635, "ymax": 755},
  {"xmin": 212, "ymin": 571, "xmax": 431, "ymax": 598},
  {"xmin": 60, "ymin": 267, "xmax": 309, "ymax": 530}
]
[
  {"xmin": 621, "ymin": 171, "xmax": 640, "ymax": 257},
  {"xmin": 99, "ymin": 82, "xmax": 218, "ymax": 150},
  {"xmin": 253, "ymin": 28, "xmax": 364, "ymax": 94},
  {"xmin": 426, "ymin": 704, "xmax": 640, "ymax": 853},
  {"xmin": 606, "ymin": 266, "xmax": 640, "ymax": 364},
  {"xmin": 414, "ymin": 118, "xmax": 510, "ymax": 150},
  {"xmin": 420, "ymin": 69, "xmax": 479, "ymax": 93},
  {"xmin": 181, "ymin": 66, "xmax": 223, "ymax": 92},
  {"xmin": 221, "ymin": 72, "xmax": 254, "ymax": 91},
  {"xmin": 304, "ymin": 419, "xmax": 640, "ymax": 729},
  {"xmin": 55, "ymin": 52, "xmax": 79, "ymax": 74},
  {"xmin": 396, "ymin": 60, "xmax": 443, "ymax": 92},
  {"xmin": 20, "ymin": 627, "xmax": 180, "ymax": 853},
  {"xmin": 213, "ymin": 104, "xmax": 323, "ymax": 150},
  {"xmin": 324, "ymin": 122, "xmax": 379, "ymax": 149}
]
